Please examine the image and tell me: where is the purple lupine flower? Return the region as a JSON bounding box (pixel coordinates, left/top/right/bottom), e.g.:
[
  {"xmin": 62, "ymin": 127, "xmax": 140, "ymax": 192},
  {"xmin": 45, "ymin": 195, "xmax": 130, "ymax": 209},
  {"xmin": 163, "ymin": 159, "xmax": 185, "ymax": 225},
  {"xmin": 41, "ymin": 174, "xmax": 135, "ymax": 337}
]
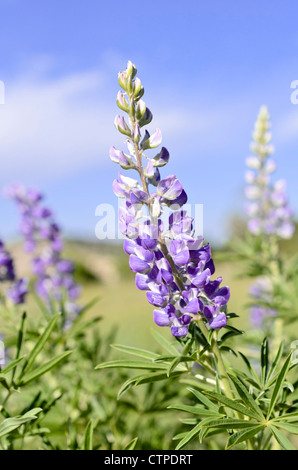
[
  {"xmin": 0, "ymin": 238, "xmax": 28, "ymax": 305},
  {"xmin": 248, "ymin": 276, "xmax": 277, "ymax": 328},
  {"xmin": 245, "ymin": 106, "xmax": 295, "ymax": 240},
  {"xmin": 7, "ymin": 278, "xmax": 29, "ymax": 304},
  {"xmin": 110, "ymin": 61, "xmax": 230, "ymax": 338},
  {"xmin": 5, "ymin": 184, "xmax": 81, "ymax": 325}
]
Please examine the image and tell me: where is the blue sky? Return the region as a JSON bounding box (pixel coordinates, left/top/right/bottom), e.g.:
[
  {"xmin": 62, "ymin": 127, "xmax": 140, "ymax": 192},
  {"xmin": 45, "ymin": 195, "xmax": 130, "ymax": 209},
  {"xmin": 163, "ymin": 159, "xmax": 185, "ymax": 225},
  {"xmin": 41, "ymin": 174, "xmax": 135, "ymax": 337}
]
[{"xmin": 0, "ymin": 0, "xmax": 298, "ymax": 245}]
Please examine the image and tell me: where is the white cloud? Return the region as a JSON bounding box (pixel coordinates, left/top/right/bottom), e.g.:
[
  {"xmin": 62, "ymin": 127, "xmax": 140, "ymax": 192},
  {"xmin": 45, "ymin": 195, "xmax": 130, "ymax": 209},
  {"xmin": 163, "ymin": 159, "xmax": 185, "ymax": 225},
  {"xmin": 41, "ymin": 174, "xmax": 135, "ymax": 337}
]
[
  {"xmin": 0, "ymin": 60, "xmax": 259, "ymax": 184},
  {"xmin": 0, "ymin": 67, "xmax": 119, "ymax": 181}
]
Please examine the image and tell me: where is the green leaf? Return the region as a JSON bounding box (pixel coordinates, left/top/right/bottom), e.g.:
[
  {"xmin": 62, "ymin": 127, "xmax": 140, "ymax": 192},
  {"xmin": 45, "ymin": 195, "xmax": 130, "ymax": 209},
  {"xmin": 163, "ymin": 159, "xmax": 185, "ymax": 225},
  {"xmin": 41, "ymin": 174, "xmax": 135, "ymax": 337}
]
[
  {"xmin": 223, "ymin": 325, "xmax": 244, "ymax": 336},
  {"xmin": 95, "ymin": 360, "xmax": 171, "ymax": 371},
  {"xmin": 267, "ymin": 353, "xmax": 292, "ymax": 419},
  {"xmin": 166, "ymin": 355, "xmax": 191, "ymax": 377},
  {"xmin": 111, "ymin": 344, "xmax": 159, "ymax": 361},
  {"xmin": 0, "ymin": 376, "xmax": 10, "ymax": 390},
  {"xmin": 228, "ymin": 375, "xmax": 264, "ymax": 419},
  {"xmin": 11, "ymin": 312, "xmax": 27, "ymax": 384},
  {"xmin": 83, "ymin": 419, "xmax": 93, "ymax": 450},
  {"xmin": 0, "ymin": 356, "xmax": 26, "ymax": 375},
  {"xmin": 202, "ymin": 419, "xmax": 259, "ymax": 430},
  {"xmin": 19, "ymin": 313, "xmax": 60, "ymax": 378},
  {"xmin": 117, "ymin": 371, "xmax": 184, "ymax": 398},
  {"xmin": 167, "ymin": 403, "xmax": 221, "ymax": 417},
  {"xmin": 123, "ymin": 437, "xmax": 138, "ymax": 450},
  {"xmin": 151, "ymin": 329, "xmax": 178, "ymax": 355},
  {"xmin": 0, "ymin": 408, "xmax": 42, "ymax": 438},
  {"xmin": 175, "ymin": 423, "xmax": 202, "ymax": 450},
  {"xmin": 261, "ymin": 338, "xmax": 269, "ymax": 386},
  {"xmin": 273, "ymin": 422, "xmax": 298, "ymax": 435},
  {"xmin": 267, "ymin": 341, "xmax": 284, "ymax": 382},
  {"xmin": 20, "ymin": 351, "xmax": 72, "ymax": 385},
  {"xmin": 204, "ymin": 391, "xmax": 261, "ymax": 420},
  {"xmin": 238, "ymin": 351, "xmax": 261, "ymax": 388},
  {"xmin": 226, "ymin": 425, "xmax": 264, "ymax": 449},
  {"xmin": 270, "ymin": 425, "xmax": 296, "ymax": 450},
  {"xmin": 179, "ymin": 377, "xmax": 214, "ymax": 392},
  {"xmin": 230, "ymin": 367, "xmax": 261, "ymax": 391},
  {"xmin": 274, "ymin": 412, "xmax": 298, "ymax": 423},
  {"xmin": 135, "ymin": 371, "xmax": 183, "ymax": 386},
  {"xmin": 187, "ymin": 388, "xmax": 218, "ymax": 411}
]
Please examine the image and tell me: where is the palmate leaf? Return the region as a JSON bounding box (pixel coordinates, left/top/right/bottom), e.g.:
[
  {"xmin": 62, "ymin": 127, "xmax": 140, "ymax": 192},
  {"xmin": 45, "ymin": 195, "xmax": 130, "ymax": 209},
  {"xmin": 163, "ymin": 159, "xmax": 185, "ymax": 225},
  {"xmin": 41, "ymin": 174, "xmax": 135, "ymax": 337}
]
[
  {"xmin": 225, "ymin": 425, "xmax": 265, "ymax": 450},
  {"xmin": 269, "ymin": 425, "xmax": 296, "ymax": 450},
  {"xmin": 0, "ymin": 408, "xmax": 42, "ymax": 438}
]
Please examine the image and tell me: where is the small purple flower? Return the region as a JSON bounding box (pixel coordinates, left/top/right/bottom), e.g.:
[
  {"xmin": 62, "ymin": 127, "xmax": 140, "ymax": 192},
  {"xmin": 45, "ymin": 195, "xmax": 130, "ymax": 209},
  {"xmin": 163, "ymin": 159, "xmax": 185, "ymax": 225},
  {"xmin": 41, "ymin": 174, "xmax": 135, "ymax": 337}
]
[
  {"xmin": 7, "ymin": 278, "xmax": 29, "ymax": 305},
  {"xmin": 0, "ymin": 239, "xmax": 28, "ymax": 305}
]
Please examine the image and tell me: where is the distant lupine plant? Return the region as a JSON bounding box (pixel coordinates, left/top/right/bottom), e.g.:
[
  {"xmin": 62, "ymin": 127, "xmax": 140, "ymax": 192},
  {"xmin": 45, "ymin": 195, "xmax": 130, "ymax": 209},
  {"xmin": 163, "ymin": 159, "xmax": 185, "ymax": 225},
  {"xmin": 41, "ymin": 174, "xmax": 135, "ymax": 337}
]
[
  {"xmin": 5, "ymin": 184, "xmax": 81, "ymax": 326},
  {"xmin": 245, "ymin": 106, "xmax": 295, "ymax": 240},
  {"xmin": 97, "ymin": 62, "xmax": 298, "ymax": 451},
  {"xmin": 243, "ymin": 107, "xmax": 296, "ymax": 332}
]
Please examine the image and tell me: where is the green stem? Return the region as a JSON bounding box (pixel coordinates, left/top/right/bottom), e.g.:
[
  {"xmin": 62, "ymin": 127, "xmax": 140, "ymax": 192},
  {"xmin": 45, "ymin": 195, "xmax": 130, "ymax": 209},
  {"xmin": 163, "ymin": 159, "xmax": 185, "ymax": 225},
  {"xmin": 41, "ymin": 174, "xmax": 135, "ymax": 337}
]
[{"xmin": 196, "ymin": 318, "xmax": 235, "ymax": 401}]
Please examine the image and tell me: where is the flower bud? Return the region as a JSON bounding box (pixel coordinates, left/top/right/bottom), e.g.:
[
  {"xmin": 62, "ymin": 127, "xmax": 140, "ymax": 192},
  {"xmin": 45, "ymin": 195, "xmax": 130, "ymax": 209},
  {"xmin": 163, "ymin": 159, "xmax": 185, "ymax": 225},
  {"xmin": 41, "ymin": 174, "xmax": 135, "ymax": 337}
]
[
  {"xmin": 116, "ymin": 91, "xmax": 129, "ymax": 112},
  {"xmin": 136, "ymin": 99, "xmax": 147, "ymax": 119},
  {"xmin": 126, "ymin": 60, "xmax": 137, "ymax": 79},
  {"xmin": 133, "ymin": 77, "xmax": 144, "ymax": 99},
  {"xmin": 118, "ymin": 71, "xmax": 128, "ymax": 90},
  {"xmin": 118, "ymin": 151, "xmax": 134, "ymax": 169},
  {"xmin": 133, "ymin": 123, "xmax": 141, "ymax": 143},
  {"xmin": 246, "ymin": 156, "xmax": 261, "ymax": 169},
  {"xmin": 114, "ymin": 115, "xmax": 132, "ymax": 137}
]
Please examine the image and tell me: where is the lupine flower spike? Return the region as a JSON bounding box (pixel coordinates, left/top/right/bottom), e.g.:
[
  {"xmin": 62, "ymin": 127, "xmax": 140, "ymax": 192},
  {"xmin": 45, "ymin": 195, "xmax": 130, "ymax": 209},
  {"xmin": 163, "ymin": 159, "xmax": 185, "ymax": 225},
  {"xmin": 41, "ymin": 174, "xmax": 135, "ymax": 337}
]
[
  {"xmin": 5, "ymin": 184, "xmax": 81, "ymax": 325},
  {"xmin": 245, "ymin": 106, "xmax": 295, "ymax": 240},
  {"xmin": 245, "ymin": 107, "xmax": 295, "ymax": 328},
  {"xmin": 110, "ymin": 61, "xmax": 230, "ymax": 337}
]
